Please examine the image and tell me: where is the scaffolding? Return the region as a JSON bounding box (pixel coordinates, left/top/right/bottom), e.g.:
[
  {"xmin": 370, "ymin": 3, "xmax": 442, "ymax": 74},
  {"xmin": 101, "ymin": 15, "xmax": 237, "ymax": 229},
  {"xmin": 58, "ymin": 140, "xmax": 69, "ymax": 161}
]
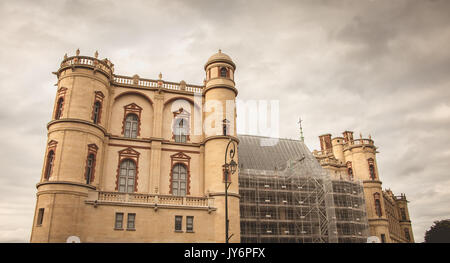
[{"xmin": 238, "ymin": 135, "xmax": 369, "ymax": 243}]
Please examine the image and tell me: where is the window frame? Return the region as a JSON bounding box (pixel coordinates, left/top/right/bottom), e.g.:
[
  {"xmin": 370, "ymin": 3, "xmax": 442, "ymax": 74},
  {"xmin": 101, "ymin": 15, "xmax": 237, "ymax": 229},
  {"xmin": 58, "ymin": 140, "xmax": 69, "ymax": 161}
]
[
  {"xmin": 127, "ymin": 213, "xmax": 136, "ymax": 230},
  {"xmin": 124, "ymin": 113, "xmax": 139, "ymax": 139},
  {"xmin": 92, "ymin": 101, "xmax": 102, "ymax": 124},
  {"xmin": 55, "ymin": 97, "xmax": 64, "ymax": 120},
  {"xmin": 115, "ymin": 213, "xmax": 124, "ymax": 230},
  {"xmin": 118, "ymin": 159, "xmax": 137, "ymax": 193},
  {"xmin": 220, "ymin": 67, "xmax": 229, "ymax": 78},
  {"xmin": 171, "ymin": 163, "xmax": 187, "ymax": 196},
  {"xmin": 44, "ymin": 150, "xmax": 55, "ymax": 180},
  {"xmin": 175, "ymin": 215, "xmax": 183, "ymax": 232},
  {"xmin": 186, "ymin": 216, "xmax": 194, "ymax": 232},
  {"xmin": 36, "ymin": 208, "xmax": 45, "ymax": 226}
]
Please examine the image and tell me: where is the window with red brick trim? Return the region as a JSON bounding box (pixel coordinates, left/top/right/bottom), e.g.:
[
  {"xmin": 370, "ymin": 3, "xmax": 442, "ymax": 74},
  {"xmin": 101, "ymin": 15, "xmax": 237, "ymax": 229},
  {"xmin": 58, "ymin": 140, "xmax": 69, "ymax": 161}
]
[
  {"xmin": 169, "ymin": 152, "xmax": 191, "ymax": 195},
  {"xmin": 374, "ymin": 193, "xmax": 382, "ymax": 217},
  {"xmin": 44, "ymin": 151, "xmax": 55, "ymax": 180},
  {"xmin": 92, "ymin": 101, "xmax": 102, "ymax": 124},
  {"xmin": 84, "ymin": 144, "xmax": 98, "ymax": 184},
  {"xmin": 121, "ymin": 103, "xmax": 142, "ymax": 138},
  {"xmin": 55, "ymin": 97, "xmax": 64, "ymax": 120},
  {"xmin": 115, "ymin": 147, "xmax": 140, "ymax": 193},
  {"xmin": 91, "ymin": 91, "xmax": 104, "ymax": 124},
  {"xmin": 368, "ymin": 158, "xmax": 376, "ymax": 180}
]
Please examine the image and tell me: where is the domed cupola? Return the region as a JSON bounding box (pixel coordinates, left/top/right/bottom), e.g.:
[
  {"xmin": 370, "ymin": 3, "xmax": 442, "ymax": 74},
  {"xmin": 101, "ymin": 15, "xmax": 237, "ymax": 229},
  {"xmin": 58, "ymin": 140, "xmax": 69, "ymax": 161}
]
[{"xmin": 204, "ymin": 50, "xmax": 236, "ymax": 82}]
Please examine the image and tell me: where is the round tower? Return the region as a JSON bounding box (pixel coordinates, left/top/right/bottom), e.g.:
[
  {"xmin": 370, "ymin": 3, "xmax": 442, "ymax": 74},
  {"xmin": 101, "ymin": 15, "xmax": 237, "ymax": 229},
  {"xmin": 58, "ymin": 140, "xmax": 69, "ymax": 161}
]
[
  {"xmin": 342, "ymin": 132, "xmax": 390, "ymax": 242},
  {"xmin": 203, "ymin": 50, "xmax": 240, "ymax": 243},
  {"xmin": 30, "ymin": 50, "xmax": 111, "ymax": 242}
]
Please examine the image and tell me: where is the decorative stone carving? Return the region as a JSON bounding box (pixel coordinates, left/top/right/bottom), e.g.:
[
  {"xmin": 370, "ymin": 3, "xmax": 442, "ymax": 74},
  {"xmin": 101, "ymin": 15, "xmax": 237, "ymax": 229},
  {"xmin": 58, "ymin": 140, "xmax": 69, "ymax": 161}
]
[
  {"xmin": 180, "ymin": 80, "xmax": 186, "ymax": 91},
  {"xmin": 132, "ymin": 74, "xmax": 140, "ymax": 85}
]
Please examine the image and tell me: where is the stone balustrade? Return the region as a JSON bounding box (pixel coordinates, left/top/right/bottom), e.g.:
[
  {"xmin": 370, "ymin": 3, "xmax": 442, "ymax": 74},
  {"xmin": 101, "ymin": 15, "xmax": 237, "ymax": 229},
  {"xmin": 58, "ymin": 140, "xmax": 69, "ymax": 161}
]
[
  {"xmin": 60, "ymin": 54, "xmax": 204, "ymax": 94},
  {"xmin": 60, "ymin": 56, "xmax": 114, "ymax": 75},
  {"xmin": 112, "ymin": 75, "xmax": 203, "ymax": 93},
  {"xmin": 92, "ymin": 191, "xmax": 213, "ymax": 209}
]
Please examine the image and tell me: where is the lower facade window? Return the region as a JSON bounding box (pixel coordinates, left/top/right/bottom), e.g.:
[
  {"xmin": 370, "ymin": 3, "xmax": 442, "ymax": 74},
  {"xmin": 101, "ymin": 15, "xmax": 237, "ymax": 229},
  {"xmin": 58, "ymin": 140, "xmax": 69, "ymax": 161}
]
[
  {"xmin": 186, "ymin": 216, "xmax": 194, "ymax": 232},
  {"xmin": 115, "ymin": 213, "xmax": 124, "ymax": 229},
  {"xmin": 127, "ymin": 213, "xmax": 136, "ymax": 230},
  {"xmin": 175, "ymin": 216, "xmax": 182, "ymax": 231}
]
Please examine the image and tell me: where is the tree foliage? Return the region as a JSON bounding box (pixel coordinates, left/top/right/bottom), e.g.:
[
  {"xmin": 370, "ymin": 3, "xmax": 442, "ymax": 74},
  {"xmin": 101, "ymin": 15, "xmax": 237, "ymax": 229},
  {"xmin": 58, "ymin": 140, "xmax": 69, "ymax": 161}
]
[{"xmin": 424, "ymin": 219, "xmax": 450, "ymax": 243}]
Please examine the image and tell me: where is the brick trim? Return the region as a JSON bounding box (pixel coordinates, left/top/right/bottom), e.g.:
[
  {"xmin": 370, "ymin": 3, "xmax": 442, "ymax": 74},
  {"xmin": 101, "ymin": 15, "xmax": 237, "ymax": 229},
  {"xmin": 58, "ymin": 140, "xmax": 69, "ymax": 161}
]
[
  {"xmin": 172, "ymin": 108, "xmax": 190, "ymax": 142},
  {"xmin": 84, "ymin": 144, "xmax": 98, "ymax": 184},
  {"xmin": 54, "ymin": 88, "xmax": 67, "ymax": 120},
  {"xmin": 121, "ymin": 103, "xmax": 142, "ymax": 137},
  {"xmin": 43, "ymin": 140, "xmax": 58, "ymax": 180},
  {"xmin": 91, "ymin": 91, "xmax": 104, "ymax": 124},
  {"xmin": 115, "ymin": 147, "xmax": 140, "ymax": 192}
]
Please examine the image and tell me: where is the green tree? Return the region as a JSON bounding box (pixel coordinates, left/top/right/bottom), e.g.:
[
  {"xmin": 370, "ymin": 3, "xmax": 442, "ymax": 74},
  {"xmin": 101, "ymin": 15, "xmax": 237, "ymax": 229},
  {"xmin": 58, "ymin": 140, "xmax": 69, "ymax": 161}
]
[{"xmin": 424, "ymin": 219, "xmax": 450, "ymax": 243}]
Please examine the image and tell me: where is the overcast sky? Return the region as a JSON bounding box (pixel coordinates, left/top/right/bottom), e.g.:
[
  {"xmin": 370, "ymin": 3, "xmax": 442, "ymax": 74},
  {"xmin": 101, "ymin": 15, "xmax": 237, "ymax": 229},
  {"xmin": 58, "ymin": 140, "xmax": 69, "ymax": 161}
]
[{"xmin": 1, "ymin": 0, "xmax": 449, "ymax": 242}]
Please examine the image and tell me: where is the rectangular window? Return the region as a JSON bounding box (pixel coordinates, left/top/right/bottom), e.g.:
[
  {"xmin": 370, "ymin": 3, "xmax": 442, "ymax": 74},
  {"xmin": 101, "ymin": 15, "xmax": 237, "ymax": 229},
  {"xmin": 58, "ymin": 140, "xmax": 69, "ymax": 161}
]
[
  {"xmin": 186, "ymin": 216, "xmax": 194, "ymax": 232},
  {"xmin": 400, "ymin": 208, "xmax": 407, "ymax": 221},
  {"xmin": 175, "ymin": 216, "xmax": 182, "ymax": 231},
  {"xmin": 127, "ymin": 213, "xmax": 136, "ymax": 230},
  {"xmin": 36, "ymin": 208, "xmax": 44, "ymax": 226},
  {"xmin": 380, "ymin": 234, "xmax": 386, "ymax": 243},
  {"xmin": 115, "ymin": 213, "xmax": 124, "ymax": 229}
]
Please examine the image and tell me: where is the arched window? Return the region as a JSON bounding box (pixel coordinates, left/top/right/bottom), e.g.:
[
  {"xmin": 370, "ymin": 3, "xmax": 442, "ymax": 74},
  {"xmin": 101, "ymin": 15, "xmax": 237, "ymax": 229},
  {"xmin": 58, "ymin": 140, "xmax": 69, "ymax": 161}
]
[
  {"xmin": 220, "ymin": 67, "xmax": 228, "ymax": 77},
  {"xmin": 172, "ymin": 163, "xmax": 187, "ymax": 196},
  {"xmin": 85, "ymin": 154, "xmax": 95, "ymax": 184},
  {"xmin": 174, "ymin": 118, "xmax": 188, "ymax": 143},
  {"xmin": 124, "ymin": 114, "xmax": 138, "ymax": 138},
  {"xmin": 118, "ymin": 159, "xmax": 136, "ymax": 193},
  {"xmin": 55, "ymin": 98, "xmax": 64, "ymax": 120},
  {"xmin": 44, "ymin": 151, "xmax": 55, "ymax": 180},
  {"xmin": 92, "ymin": 101, "xmax": 101, "ymax": 124}
]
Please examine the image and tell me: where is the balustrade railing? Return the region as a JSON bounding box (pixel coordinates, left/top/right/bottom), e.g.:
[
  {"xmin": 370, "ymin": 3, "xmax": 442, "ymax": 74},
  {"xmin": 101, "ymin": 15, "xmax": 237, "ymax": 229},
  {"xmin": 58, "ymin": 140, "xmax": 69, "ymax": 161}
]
[
  {"xmin": 60, "ymin": 56, "xmax": 203, "ymax": 93},
  {"xmin": 60, "ymin": 56, "xmax": 113, "ymax": 75},
  {"xmin": 96, "ymin": 191, "xmax": 211, "ymax": 207}
]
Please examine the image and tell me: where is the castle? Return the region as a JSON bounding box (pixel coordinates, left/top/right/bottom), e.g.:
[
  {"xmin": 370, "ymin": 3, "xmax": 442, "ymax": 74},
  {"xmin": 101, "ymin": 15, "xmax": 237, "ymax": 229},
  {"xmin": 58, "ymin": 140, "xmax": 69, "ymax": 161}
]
[
  {"xmin": 312, "ymin": 133, "xmax": 414, "ymax": 243},
  {"xmin": 30, "ymin": 50, "xmax": 413, "ymax": 243}
]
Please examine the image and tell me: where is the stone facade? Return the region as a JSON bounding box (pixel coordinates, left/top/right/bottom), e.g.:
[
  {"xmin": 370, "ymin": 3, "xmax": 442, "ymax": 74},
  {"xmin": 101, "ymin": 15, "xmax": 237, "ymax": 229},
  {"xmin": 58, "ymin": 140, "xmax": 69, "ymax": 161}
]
[
  {"xmin": 30, "ymin": 50, "xmax": 240, "ymax": 243},
  {"xmin": 312, "ymin": 131, "xmax": 414, "ymax": 243}
]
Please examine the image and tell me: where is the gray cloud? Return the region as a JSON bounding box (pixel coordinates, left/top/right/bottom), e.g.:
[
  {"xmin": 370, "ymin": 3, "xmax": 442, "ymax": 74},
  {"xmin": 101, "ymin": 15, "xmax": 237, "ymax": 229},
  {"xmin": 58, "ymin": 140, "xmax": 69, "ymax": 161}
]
[{"xmin": 0, "ymin": 0, "xmax": 449, "ymax": 242}]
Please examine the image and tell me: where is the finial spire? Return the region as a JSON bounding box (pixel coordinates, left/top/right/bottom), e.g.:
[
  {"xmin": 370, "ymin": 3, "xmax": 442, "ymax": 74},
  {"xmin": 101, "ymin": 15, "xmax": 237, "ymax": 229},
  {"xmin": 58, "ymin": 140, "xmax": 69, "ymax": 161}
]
[
  {"xmin": 298, "ymin": 117, "xmax": 305, "ymax": 142},
  {"xmin": 94, "ymin": 50, "xmax": 99, "ymax": 58},
  {"xmin": 218, "ymin": 49, "xmax": 222, "ymax": 53},
  {"xmin": 158, "ymin": 72, "xmax": 162, "ymax": 80},
  {"xmin": 76, "ymin": 48, "xmax": 80, "ymax": 56}
]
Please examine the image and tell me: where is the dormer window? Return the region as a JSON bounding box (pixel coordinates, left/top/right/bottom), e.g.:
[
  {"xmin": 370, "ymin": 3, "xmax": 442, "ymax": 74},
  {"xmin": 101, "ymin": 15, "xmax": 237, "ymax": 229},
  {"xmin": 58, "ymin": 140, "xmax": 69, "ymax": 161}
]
[
  {"xmin": 173, "ymin": 108, "xmax": 190, "ymax": 143},
  {"xmin": 220, "ymin": 67, "xmax": 228, "ymax": 78}
]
